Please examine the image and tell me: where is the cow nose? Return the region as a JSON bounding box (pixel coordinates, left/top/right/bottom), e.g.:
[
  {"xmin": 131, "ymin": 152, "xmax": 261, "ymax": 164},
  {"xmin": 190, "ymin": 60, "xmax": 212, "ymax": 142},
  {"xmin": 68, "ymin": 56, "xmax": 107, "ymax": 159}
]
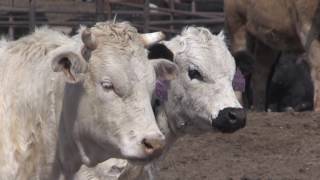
[
  {"xmin": 212, "ymin": 108, "xmax": 246, "ymax": 133},
  {"xmin": 141, "ymin": 135, "xmax": 165, "ymax": 158}
]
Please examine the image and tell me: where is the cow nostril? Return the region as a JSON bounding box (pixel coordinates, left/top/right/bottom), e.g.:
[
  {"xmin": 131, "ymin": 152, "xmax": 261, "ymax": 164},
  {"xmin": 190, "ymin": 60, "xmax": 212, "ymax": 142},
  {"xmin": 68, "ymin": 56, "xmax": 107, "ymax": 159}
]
[
  {"xmin": 228, "ymin": 111, "xmax": 238, "ymax": 124},
  {"xmin": 141, "ymin": 137, "xmax": 165, "ymax": 157},
  {"xmin": 229, "ymin": 111, "xmax": 237, "ymax": 119},
  {"xmin": 142, "ymin": 138, "xmax": 154, "ymax": 150},
  {"xmin": 213, "ymin": 108, "xmax": 247, "ymax": 133}
]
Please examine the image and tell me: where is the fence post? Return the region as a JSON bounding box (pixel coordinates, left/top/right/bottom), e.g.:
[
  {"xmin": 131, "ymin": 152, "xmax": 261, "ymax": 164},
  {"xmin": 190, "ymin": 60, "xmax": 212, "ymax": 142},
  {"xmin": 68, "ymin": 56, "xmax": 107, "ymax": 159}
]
[
  {"xmin": 96, "ymin": 0, "xmax": 105, "ymax": 21},
  {"xmin": 106, "ymin": 0, "xmax": 112, "ymax": 20},
  {"xmin": 143, "ymin": 0, "xmax": 150, "ymax": 33},
  {"xmin": 29, "ymin": 0, "xmax": 36, "ymax": 32},
  {"xmin": 8, "ymin": 15, "xmax": 14, "ymax": 40},
  {"xmin": 9, "ymin": 0, "xmax": 15, "ymax": 40},
  {"xmin": 191, "ymin": 0, "xmax": 196, "ymax": 12},
  {"xmin": 169, "ymin": 0, "xmax": 174, "ymax": 33}
]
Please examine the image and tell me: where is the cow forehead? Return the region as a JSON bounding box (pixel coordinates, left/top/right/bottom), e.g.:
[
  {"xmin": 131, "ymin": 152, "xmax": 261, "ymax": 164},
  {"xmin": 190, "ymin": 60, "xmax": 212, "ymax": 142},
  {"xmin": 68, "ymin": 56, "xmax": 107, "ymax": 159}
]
[
  {"xmin": 86, "ymin": 21, "xmax": 154, "ymax": 83},
  {"xmin": 90, "ymin": 50, "xmax": 153, "ymax": 84},
  {"xmin": 168, "ymin": 30, "xmax": 235, "ymax": 79},
  {"xmin": 90, "ymin": 21, "xmax": 141, "ymax": 45}
]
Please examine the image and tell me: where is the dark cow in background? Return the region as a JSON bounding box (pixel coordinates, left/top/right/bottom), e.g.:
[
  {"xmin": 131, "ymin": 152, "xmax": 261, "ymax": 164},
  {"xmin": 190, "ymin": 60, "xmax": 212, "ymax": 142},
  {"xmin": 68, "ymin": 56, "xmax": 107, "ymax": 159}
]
[
  {"xmin": 267, "ymin": 53, "xmax": 314, "ymax": 112},
  {"xmin": 225, "ymin": 0, "xmax": 320, "ymax": 111},
  {"xmin": 236, "ymin": 51, "xmax": 314, "ymax": 112}
]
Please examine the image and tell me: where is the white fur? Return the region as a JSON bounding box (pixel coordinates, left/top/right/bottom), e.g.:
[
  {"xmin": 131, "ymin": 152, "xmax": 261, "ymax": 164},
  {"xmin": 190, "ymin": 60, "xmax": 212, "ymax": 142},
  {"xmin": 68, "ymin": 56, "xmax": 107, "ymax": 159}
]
[
  {"xmin": 75, "ymin": 27, "xmax": 242, "ymax": 180},
  {"xmin": 0, "ymin": 22, "xmax": 173, "ymax": 180}
]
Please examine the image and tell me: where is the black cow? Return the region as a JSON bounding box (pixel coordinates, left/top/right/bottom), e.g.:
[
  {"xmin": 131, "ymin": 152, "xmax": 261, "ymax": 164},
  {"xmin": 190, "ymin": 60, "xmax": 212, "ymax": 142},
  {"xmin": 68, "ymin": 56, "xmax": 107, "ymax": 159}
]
[{"xmin": 267, "ymin": 53, "xmax": 314, "ymax": 112}]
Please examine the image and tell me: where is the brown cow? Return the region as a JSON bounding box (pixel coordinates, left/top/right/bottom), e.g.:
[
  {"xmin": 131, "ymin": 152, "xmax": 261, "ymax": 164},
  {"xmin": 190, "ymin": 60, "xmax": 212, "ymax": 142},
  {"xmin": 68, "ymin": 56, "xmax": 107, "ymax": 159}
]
[{"xmin": 224, "ymin": 0, "xmax": 320, "ymax": 111}]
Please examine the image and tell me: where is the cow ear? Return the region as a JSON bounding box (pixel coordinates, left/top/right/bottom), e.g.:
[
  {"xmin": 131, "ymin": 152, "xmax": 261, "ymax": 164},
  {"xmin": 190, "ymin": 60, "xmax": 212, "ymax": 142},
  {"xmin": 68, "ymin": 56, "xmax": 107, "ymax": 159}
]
[
  {"xmin": 50, "ymin": 28, "xmax": 96, "ymax": 83},
  {"xmin": 50, "ymin": 47, "xmax": 88, "ymax": 83},
  {"xmin": 151, "ymin": 59, "xmax": 178, "ymax": 81},
  {"xmin": 148, "ymin": 44, "xmax": 174, "ymax": 61}
]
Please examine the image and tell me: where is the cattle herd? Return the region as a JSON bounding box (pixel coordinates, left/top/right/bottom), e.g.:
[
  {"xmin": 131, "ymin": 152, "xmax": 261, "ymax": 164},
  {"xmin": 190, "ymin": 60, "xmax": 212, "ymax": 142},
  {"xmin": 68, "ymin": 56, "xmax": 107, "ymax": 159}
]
[{"xmin": 0, "ymin": 0, "xmax": 319, "ymax": 179}]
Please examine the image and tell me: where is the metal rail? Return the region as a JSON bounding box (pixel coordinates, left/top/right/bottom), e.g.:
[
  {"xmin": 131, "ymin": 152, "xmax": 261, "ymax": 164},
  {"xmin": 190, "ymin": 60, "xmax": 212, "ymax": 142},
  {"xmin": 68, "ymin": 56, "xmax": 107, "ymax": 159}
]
[{"xmin": 0, "ymin": 0, "xmax": 224, "ymax": 39}]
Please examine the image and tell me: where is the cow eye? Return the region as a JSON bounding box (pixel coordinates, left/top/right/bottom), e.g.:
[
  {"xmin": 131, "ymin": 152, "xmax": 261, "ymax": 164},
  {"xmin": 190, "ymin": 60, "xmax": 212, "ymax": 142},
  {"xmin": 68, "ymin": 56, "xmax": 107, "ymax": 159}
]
[
  {"xmin": 188, "ymin": 68, "xmax": 203, "ymax": 81},
  {"xmin": 101, "ymin": 81, "xmax": 113, "ymax": 90}
]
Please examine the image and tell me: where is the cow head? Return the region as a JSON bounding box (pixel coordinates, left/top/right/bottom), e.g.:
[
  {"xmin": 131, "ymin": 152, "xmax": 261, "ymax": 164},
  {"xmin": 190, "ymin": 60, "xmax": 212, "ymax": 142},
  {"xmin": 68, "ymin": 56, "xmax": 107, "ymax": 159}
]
[
  {"xmin": 149, "ymin": 27, "xmax": 246, "ymax": 134},
  {"xmin": 49, "ymin": 22, "xmax": 178, "ymax": 165}
]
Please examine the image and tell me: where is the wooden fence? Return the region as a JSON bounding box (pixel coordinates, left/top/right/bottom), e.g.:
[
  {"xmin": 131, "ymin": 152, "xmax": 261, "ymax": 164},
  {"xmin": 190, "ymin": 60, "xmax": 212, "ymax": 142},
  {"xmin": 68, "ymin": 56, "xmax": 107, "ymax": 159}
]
[{"xmin": 0, "ymin": 0, "xmax": 224, "ymax": 39}]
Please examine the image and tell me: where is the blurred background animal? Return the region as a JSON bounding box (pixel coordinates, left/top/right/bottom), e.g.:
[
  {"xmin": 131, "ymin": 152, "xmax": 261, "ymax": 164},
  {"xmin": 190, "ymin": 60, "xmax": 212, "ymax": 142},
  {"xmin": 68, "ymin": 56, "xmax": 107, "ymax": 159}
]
[
  {"xmin": 224, "ymin": 0, "xmax": 320, "ymax": 111},
  {"xmin": 267, "ymin": 53, "xmax": 313, "ymax": 112}
]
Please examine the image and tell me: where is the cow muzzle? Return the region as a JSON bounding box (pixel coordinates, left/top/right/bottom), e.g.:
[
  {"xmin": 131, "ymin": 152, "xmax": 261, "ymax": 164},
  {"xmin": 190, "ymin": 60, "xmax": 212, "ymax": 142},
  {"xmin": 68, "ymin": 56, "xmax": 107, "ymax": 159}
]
[
  {"xmin": 212, "ymin": 108, "xmax": 246, "ymax": 133},
  {"xmin": 141, "ymin": 136, "xmax": 165, "ymax": 158},
  {"xmin": 129, "ymin": 133, "xmax": 166, "ymax": 163}
]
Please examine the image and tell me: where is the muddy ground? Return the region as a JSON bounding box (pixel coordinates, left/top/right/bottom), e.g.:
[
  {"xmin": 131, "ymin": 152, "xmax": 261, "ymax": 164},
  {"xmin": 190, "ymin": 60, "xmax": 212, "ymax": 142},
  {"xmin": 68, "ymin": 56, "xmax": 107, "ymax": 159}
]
[{"xmin": 158, "ymin": 112, "xmax": 320, "ymax": 180}]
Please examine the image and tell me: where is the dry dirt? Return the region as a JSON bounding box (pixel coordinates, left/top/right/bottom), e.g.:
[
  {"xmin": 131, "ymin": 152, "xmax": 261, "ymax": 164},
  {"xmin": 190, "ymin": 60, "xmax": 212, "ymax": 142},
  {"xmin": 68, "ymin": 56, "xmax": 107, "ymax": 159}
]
[{"xmin": 158, "ymin": 112, "xmax": 320, "ymax": 180}]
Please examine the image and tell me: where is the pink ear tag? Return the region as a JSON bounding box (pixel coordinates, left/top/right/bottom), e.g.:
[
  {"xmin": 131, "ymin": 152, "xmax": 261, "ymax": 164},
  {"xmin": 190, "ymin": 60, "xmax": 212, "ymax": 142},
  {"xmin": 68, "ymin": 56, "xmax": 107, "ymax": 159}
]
[
  {"xmin": 232, "ymin": 68, "xmax": 246, "ymax": 92},
  {"xmin": 155, "ymin": 80, "xmax": 169, "ymax": 101}
]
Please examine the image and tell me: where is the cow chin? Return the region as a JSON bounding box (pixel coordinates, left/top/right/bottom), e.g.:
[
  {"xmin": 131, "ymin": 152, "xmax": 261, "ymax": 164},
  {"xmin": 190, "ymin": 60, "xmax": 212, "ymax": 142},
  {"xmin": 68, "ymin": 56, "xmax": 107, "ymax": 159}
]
[
  {"xmin": 181, "ymin": 125, "xmax": 212, "ymax": 135},
  {"xmin": 119, "ymin": 145, "xmax": 163, "ymax": 165},
  {"xmin": 168, "ymin": 114, "xmax": 213, "ymax": 135},
  {"xmin": 117, "ymin": 132, "xmax": 166, "ymax": 164}
]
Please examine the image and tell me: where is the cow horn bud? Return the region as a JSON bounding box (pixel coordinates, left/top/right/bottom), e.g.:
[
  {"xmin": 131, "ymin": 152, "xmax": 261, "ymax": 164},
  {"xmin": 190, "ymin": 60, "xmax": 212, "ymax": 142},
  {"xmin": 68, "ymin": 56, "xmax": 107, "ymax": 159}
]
[
  {"xmin": 81, "ymin": 29, "xmax": 97, "ymax": 50},
  {"xmin": 140, "ymin": 32, "xmax": 165, "ymax": 47}
]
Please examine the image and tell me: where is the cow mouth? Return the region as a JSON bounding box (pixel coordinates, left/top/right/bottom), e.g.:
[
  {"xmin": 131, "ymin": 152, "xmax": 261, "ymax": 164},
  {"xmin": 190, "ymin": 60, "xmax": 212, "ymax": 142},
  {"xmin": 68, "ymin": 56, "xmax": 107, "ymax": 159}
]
[
  {"xmin": 211, "ymin": 117, "xmax": 246, "ymax": 133},
  {"xmin": 123, "ymin": 148, "xmax": 164, "ymax": 164}
]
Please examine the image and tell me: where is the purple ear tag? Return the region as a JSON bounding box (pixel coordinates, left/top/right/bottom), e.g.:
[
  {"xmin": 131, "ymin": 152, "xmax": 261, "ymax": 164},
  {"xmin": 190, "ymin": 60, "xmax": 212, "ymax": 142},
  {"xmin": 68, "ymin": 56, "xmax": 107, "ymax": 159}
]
[
  {"xmin": 232, "ymin": 68, "xmax": 246, "ymax": 92},
  {"xmin": 155, "ymin": 80, "xmax": 169, "ymax": 101}
]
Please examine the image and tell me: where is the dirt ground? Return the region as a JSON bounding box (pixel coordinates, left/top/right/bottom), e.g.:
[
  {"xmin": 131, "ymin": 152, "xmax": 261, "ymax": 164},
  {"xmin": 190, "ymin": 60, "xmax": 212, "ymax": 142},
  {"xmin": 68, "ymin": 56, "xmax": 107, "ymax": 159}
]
[{"xmin": 158, "ymin": 112, "xmax": 320, "ymax": 180}]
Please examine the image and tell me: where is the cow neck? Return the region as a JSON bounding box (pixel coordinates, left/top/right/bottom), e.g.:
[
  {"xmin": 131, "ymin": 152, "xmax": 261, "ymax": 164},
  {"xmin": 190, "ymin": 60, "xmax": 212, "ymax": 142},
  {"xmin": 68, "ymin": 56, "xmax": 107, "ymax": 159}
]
[
  {"xmin": 154, "ymin": 104, "xmax": 173, "ymax": 139},
  {"xmin": 154, "ymin": 103, "xmax": 185, "ymax": 142},
  {"xmin": 57, "ymin": 82, "xmax": 115, "ymax": 177},
  {"xmin": 54, "ymin": 82, "xmax": 85, "ymax": 178}
]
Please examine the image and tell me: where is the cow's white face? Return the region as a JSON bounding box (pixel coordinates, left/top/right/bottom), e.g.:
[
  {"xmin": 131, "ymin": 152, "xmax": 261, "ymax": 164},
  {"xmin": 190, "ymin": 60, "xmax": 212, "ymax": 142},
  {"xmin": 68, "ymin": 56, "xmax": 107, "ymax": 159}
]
[
  {"xmin": 82, "ymin": 49, "xmax": 161, "ymax": 162},
  {"xmin": 50, "ymin": 22, "xmax": 177, "ymax": 165},
  {"xmin": 151, "ymin": 27, "xmax": 246, "ymax": 134}
]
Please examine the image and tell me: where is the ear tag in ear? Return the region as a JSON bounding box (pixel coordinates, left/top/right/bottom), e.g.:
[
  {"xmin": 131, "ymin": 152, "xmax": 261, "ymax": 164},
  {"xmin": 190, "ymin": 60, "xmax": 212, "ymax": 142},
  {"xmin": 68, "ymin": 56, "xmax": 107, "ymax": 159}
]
[
  {"xmin": 232, "ymin": 68, "xmax": 246, "ymax": 92},
  {"xmin": 156, "ymin": 80, "xmax": 169, "ymax": 101},
  {"xmin": 63, "ymin": 68, "xmax": 76, "ymax": 82},
  {"xmin": 59, "ymin": 57, "xmax": 77, "ymax": 83}
]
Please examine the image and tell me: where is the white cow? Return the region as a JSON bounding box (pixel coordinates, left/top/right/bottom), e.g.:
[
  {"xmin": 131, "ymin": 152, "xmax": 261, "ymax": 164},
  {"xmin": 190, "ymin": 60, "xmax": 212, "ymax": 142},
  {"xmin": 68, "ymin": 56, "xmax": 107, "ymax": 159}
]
[
  {"xmin": 75, "ymin": 27, "xmax": 246, "ymax": 180},
  {"xmin": 0, "ymin": 21, "xmax": 178, "ymax": 180}
]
